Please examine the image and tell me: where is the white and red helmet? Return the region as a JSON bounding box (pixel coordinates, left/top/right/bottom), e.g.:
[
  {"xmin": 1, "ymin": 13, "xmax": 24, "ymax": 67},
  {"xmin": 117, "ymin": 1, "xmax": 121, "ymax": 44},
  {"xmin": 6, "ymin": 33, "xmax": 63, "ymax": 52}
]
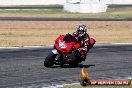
[{"xmin": 77, "ymin": 24, "xmax": 87, "ymax": 37}]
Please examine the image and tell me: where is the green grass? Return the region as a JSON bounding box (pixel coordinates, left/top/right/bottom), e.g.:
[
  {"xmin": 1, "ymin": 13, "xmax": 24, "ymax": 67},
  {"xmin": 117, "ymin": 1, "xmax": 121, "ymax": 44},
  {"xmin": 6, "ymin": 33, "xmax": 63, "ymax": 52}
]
[{"xmin": 0, "ymin": 8, "xmax": 132, "ymax": 18}]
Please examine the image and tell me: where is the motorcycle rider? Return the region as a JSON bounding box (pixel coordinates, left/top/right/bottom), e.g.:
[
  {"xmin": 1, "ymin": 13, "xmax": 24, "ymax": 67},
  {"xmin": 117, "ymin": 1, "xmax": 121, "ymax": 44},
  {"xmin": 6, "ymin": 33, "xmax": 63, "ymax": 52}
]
[{"xmin": 72, "ymin": 24, "xmax": 93, "ymax": 60}]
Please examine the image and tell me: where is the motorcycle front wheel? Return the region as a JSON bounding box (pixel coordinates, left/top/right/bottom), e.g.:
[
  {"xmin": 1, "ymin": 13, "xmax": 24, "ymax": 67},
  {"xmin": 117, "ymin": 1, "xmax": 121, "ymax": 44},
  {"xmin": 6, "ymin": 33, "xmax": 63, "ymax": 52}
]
[{"xmin": 44, "ymin": 52, "xmax": 56, "ymax": 67}]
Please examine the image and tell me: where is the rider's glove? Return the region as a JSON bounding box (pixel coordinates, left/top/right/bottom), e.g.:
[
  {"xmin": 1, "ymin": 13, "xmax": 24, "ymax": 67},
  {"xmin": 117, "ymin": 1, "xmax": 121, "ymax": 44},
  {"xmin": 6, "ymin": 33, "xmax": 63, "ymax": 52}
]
[{"xmin": 78, "ymin": 48, "xmax": 87, "ymax": 55}]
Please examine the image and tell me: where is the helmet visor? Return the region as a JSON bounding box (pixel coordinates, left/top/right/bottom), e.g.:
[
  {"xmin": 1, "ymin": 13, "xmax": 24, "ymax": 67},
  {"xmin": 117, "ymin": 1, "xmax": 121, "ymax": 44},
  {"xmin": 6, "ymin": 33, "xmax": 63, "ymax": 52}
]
[{"xmin": 77, "ymin": 29, "xmax": 85, "ymax": 36}]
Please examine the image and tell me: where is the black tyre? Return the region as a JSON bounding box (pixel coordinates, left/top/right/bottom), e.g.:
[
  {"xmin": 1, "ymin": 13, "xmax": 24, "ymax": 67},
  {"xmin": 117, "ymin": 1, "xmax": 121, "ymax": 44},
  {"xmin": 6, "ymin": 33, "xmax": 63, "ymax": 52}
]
[
  {"xmin": 68, "ymin": 54, "xmax": 79, "ymax": 68},
  {"xmin": 44, "ymin": 52, "xmax": 56, "ymax": 67},
  {"xmin": 80, "ymin": 78, "xmax": 90, "ymax": 86},
  {"xmin": 69, "ymin": 60, "xmax": 78, "ymax": 68}
]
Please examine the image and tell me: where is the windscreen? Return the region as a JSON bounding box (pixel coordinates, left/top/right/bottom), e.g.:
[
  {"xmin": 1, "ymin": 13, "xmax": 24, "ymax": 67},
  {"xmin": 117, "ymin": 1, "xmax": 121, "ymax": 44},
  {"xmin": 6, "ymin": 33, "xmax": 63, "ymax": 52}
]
[{"xmin": 63, "ymin": 34, "xmax": 77, "ymax": 43}]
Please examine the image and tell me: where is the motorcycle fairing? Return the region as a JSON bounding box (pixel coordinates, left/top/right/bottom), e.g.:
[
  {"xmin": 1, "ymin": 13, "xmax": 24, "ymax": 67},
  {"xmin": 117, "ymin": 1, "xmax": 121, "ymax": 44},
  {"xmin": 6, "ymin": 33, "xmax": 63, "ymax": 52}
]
[{"xmin": 54, "ymin": 34, "xmax": 80, "ymax": 54}]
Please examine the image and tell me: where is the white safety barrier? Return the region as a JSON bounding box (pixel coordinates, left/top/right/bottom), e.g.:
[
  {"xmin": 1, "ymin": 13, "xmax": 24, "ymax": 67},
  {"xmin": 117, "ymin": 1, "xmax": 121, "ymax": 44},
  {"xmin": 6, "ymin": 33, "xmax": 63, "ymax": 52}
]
[
  {"xmin": 111, "ymin": 0, "xmax": 132, "ymax": 4},
  {"xmin": 0, "ymin": 0, "xmax": 131, "ymax": 5},
  {"xmin": 0, "ymin": 0, "xmax": 66, "ymax": 5},
  {"xmin": 0, "ymin": 0, "xmax": 132, "ymax": 6},
  {"xmin": 64, "ymin": 0, "xmax": 107, "ymax": 13},
  {"xmin": 101, "ymin": 0, "xmax": 132, "ymax": 4}
]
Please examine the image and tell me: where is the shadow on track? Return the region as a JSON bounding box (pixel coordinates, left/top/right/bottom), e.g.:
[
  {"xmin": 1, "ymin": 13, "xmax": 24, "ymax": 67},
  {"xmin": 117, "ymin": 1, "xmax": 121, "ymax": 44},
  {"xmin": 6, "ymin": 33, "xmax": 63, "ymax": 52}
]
[{"xmin": 48, "ymin": 64, "xmax": 95, "ymax": 68}]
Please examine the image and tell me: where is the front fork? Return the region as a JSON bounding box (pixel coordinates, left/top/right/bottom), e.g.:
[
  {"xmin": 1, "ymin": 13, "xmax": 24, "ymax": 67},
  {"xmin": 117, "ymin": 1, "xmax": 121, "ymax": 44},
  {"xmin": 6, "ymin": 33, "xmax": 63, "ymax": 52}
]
[
  {"xmin": 52, "ymin": 49, "xmax": 59, "ymax": 54},
  {"xmin": 52, "ymin": 49, "xmax": 62, "ymax": 62}
]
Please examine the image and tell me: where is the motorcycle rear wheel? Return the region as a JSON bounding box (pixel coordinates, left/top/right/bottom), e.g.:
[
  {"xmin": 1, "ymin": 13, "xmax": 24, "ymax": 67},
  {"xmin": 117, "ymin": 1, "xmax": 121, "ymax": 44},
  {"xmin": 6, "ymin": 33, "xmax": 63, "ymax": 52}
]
[{"xmin": 44, "ymin": 52, "xmax": 56, "ymax": 67}]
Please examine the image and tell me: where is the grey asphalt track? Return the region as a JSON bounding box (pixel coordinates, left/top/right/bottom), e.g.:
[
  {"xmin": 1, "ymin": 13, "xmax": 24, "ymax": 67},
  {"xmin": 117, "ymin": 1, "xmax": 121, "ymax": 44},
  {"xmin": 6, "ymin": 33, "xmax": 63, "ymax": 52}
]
[
  {"xmin": 0, "ymin": 6, "xmax": 63, "ymax": 10},
  {"xmin": 0, "ymin": 17, "xmax": 132, "ymax": 21},
  {"xmin": 108, "ymin": 5, "xmax": 132, "ymax": 8},
  {"xmin": 0, "ymin": 5, "xmax": 132, "ymax": 9},
  {"xmin": 0, "ymin": 44, "xmax": 132, "ymax": 87}
]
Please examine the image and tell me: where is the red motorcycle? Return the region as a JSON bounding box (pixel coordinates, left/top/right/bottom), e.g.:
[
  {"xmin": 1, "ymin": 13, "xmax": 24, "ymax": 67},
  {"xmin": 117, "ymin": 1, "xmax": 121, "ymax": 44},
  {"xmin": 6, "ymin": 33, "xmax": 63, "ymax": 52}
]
[{"xmin": 44, "ymin": 33, "xmax": 95, "ymax": 67}]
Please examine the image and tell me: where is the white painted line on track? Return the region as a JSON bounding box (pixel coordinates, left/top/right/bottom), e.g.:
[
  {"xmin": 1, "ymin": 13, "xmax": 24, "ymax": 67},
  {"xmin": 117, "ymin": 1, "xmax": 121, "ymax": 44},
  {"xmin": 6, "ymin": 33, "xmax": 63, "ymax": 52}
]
[
  {"xmin": 126, "ymin": 77, "xmax": 132, "ymax": 79},
  {"xmin": 0, "ymin": 45, "xmax": 53, "ymax": 49},
  {"xmin": 111, "ymin": 43, "xmax": 132, "ymax": 45},
  {"xmin": 95, "ymin": 43, "xmax": 132, "ymax": 46},
  {"xmin": 0, "ymin": 43, "xmax": 132, "ymax": 49},
  {"xmin": 42, "ymin": 83, "xmax": 79, "ymax": 88}
]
